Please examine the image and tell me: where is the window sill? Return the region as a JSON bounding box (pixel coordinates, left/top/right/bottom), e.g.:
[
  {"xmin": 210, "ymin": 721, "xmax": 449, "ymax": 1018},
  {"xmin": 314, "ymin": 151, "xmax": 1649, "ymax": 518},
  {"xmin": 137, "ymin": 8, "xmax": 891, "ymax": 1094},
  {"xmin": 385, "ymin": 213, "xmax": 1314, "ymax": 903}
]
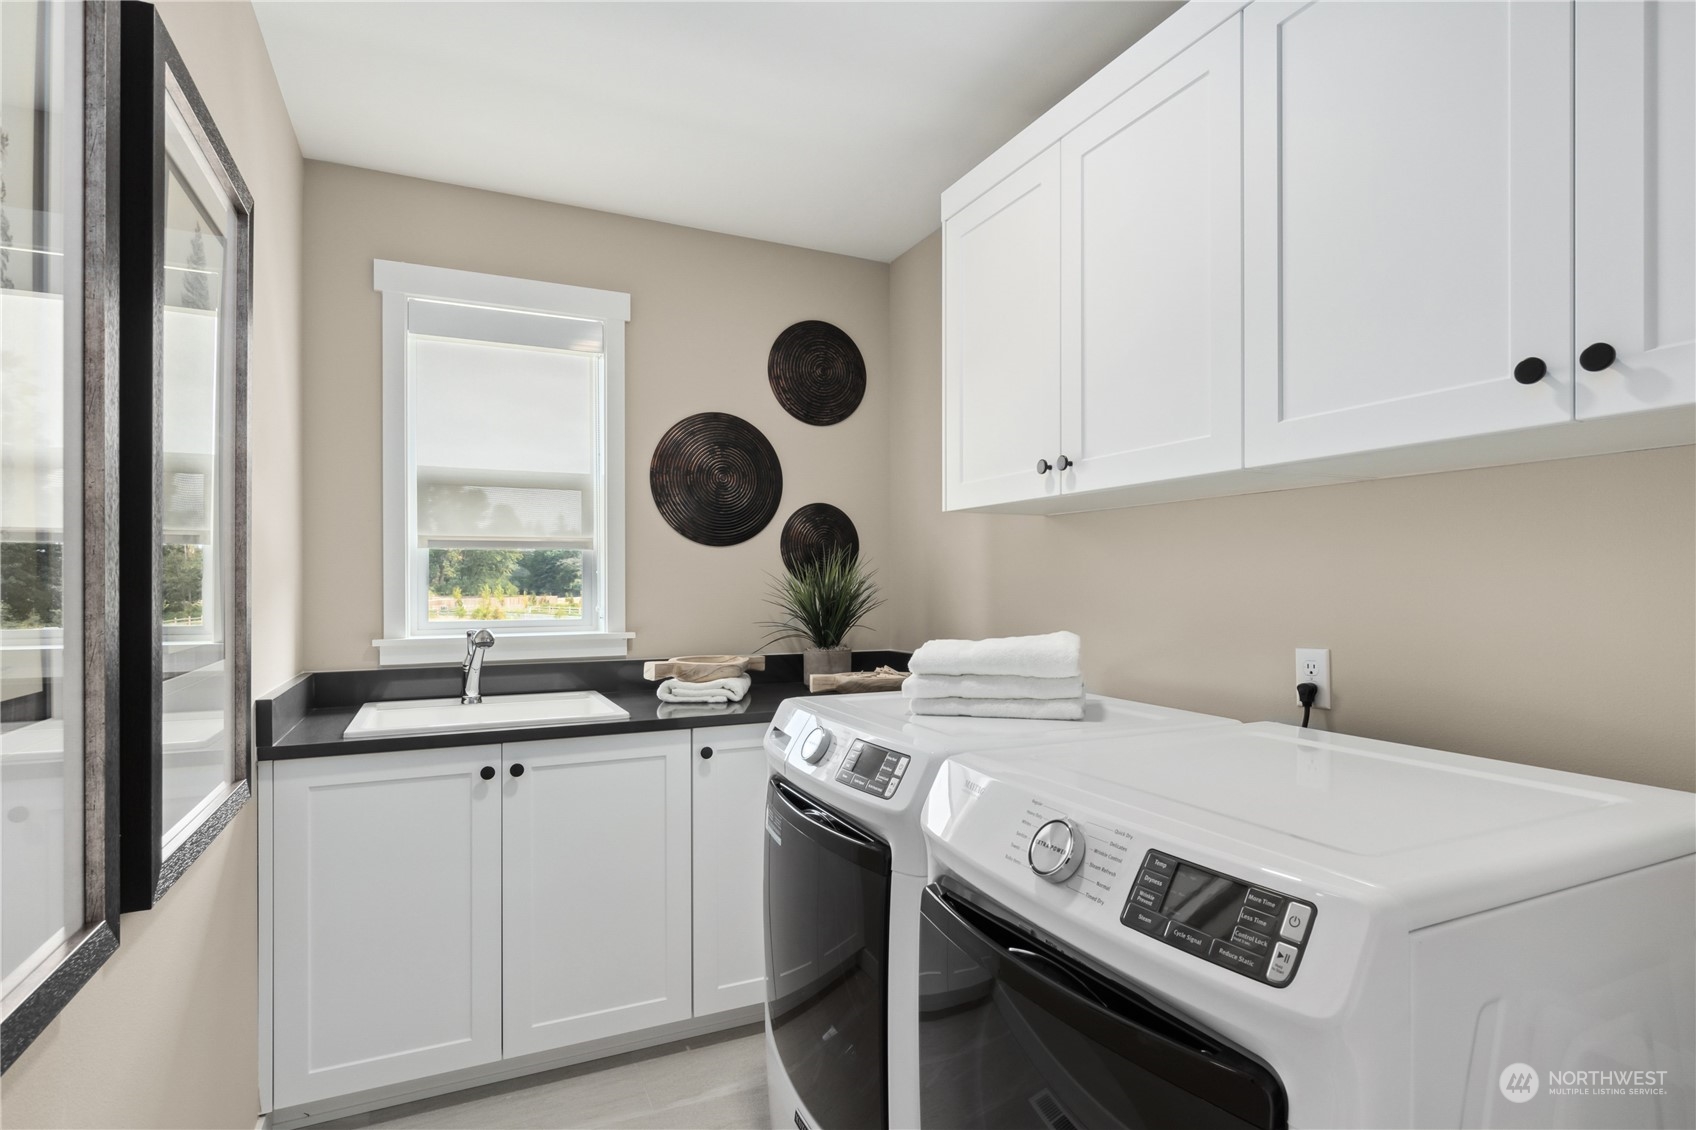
[{"xmin": 373, "ymin": 631, "xmax": 635, "ymax": 667}]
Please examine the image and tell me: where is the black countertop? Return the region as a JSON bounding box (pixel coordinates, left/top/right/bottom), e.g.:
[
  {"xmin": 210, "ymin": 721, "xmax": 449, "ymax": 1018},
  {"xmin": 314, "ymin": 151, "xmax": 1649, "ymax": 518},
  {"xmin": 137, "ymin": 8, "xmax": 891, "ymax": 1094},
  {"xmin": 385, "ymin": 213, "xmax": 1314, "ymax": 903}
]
[{"xmin": 256, "ymin": 650, "xmax": 907, "ymax": 761}]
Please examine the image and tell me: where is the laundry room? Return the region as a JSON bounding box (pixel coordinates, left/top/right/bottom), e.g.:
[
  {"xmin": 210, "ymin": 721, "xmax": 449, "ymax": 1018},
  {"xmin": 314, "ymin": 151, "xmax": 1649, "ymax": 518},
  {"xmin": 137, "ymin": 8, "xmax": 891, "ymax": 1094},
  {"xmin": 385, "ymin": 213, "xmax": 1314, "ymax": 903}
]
[{"xmin": 1, "ymin": 2, "xmax": 1691, "ymax": 1129}]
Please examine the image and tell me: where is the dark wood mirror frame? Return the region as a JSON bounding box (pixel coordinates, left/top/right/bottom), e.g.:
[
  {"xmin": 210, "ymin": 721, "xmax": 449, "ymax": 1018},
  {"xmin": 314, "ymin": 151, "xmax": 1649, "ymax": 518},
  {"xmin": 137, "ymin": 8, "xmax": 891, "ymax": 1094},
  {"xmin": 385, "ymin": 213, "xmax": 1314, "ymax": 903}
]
[
  {"xmin": 116, "ymin": 0, "xmax": 253, "ymax": 912},
  {"xmin": 0, "ymin": 0, "xmax": 124, "ymax": 1074}
]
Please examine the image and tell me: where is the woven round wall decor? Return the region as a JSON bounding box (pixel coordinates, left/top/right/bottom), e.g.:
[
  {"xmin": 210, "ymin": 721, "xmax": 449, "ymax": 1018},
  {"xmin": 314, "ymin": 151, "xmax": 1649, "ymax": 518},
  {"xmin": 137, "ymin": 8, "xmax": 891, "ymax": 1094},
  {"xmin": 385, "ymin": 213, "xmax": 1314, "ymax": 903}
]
[
  {"xmin": 780, "ymin": 503, "xmax": 860, "ymax": 573},
  {"xmin": 649, "ymin": 412, "xmax": 783, "ymax": 547},
  {"xmin": 768, "ymin": 320, "xmax": 866, "ymax": 426}
]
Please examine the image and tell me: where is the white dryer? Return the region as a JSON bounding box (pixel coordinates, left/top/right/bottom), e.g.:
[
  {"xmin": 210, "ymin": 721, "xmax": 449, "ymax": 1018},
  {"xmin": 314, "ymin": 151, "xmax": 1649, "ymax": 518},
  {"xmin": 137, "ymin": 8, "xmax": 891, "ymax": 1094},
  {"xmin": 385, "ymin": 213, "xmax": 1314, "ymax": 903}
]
[
  {"xmin": 919, "ymin": 721, "xmax": 1696, "ymax": 1129},
  {"xmin": 759, "ymin": 692, "xmax": 1239, "ymax": 1130}
]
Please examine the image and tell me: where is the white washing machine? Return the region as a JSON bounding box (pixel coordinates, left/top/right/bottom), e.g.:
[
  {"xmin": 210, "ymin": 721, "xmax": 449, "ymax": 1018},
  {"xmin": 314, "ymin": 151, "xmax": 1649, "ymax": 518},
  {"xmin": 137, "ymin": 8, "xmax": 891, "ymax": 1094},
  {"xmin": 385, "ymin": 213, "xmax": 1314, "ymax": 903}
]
[
  {"xmin": 919, "ymin": 721, "xmax": 1696, "ymax": 1129},
  {"xmin": 759, "ymin": 691, "xmax": 1239, "ymax": 1130}
]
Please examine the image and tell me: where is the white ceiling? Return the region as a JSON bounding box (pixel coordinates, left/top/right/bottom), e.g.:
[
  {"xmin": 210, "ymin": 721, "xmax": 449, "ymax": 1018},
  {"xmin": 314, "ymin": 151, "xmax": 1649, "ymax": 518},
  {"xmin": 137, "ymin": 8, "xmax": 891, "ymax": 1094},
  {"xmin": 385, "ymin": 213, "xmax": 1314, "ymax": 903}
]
[{"xmin": 252, "ymin": 1, "xmax": 1181, "ymax": 261}]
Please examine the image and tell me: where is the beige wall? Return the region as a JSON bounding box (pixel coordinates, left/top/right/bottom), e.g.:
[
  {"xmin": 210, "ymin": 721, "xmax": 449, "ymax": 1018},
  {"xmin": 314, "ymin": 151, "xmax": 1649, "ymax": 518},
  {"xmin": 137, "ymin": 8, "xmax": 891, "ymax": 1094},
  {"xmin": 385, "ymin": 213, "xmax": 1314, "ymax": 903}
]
[
  {"xmin": 886, "ymin": 232, "xmax": 1696, "ymax": 791},
  {"xmin": 2, "ymin": 1, "xmax": 303, "ymax": 1125},
  {"xmin": 300, "ymin": 163, "xmax": 893, "ymax": 670}
]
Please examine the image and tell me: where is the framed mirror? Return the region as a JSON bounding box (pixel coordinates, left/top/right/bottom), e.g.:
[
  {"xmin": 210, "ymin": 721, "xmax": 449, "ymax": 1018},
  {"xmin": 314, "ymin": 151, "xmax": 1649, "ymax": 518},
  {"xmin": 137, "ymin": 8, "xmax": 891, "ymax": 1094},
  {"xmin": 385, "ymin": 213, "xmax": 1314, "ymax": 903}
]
[
  {"xmin": 117, "ymin": 1, "xmax": 252, "ymax": 911},
  {"xmin": 0, "ymin": 0, "xmax": 123, "ymax": 1071}
]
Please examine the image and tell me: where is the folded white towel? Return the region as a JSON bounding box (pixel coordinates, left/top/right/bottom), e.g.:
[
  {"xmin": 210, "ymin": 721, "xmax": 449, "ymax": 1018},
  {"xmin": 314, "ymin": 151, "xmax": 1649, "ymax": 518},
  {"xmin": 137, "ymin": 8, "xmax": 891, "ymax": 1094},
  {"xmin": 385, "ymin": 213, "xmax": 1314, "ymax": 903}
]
[
  {"xmin": 902, "ymin": 673, "xmax": 1084, "ymax": 701},
  {"xmin": 657, "ymin": 699, "xmax": 751, "ymax": 719},
  {"xmin": 908, "ymin": 631, "xmax": 1081, "ymax": 679},
  {"xmin": 656, "ymin": 675, "xmax": 751, "ymax": 704},
  {"xmin": 907, "ymin": 696, "xmax": 1085, "ymax": 721}
]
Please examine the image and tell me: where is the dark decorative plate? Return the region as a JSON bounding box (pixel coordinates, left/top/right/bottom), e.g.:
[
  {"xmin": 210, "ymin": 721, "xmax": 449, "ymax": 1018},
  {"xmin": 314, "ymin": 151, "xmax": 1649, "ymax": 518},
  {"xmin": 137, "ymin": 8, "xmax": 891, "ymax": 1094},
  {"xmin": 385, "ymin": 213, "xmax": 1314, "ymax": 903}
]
[
  {"xmin": 780, "ymin": 503, "xmax": 860, "ymax": 573},
  {"xmin": 768, "ymin": 320, "xmax": 866, "ymax": 426},
  {"xmin": 650, "ymin": 413, "xmax": 783, "ymax": 546}
]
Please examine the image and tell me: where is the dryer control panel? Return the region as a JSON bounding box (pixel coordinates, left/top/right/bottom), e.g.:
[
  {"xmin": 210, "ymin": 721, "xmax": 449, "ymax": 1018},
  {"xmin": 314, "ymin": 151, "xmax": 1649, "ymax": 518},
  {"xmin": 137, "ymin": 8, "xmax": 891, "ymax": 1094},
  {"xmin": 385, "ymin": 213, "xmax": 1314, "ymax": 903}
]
[
  {"xmin": 1120, "ymin": 850, "xmax": 1315, "ymax": 988},
  {"xmin": 834, "ymin": 740, "xmax": 911, "ymax": 799}
]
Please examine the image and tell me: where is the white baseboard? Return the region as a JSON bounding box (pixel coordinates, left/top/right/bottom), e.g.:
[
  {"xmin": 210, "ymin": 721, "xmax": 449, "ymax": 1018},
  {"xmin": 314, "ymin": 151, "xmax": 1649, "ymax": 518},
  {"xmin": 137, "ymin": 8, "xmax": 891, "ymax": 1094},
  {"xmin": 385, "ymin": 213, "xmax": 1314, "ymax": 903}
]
[{"xmin": 269, "ymin": 1007, "xmax": 763, "ymax": 1130}]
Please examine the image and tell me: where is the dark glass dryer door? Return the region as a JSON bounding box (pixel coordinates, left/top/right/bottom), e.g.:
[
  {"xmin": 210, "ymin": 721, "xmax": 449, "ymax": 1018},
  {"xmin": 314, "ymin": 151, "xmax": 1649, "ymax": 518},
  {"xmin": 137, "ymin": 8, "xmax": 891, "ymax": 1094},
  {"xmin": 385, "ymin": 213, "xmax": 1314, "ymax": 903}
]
[
  {"xmin": 918, "ymin": 881, "xmax": 1287, "ymax": 1130},
  {"xmin": 765, "ymin": 776, "xmax": 892, "ymax": 1129}
]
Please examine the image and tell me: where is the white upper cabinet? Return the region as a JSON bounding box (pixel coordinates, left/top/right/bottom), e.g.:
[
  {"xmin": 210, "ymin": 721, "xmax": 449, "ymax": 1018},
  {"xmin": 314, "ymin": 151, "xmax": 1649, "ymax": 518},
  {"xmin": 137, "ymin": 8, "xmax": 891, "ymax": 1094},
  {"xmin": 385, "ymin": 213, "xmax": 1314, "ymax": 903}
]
[
  {"xmin": 943, "ymin": 145, "xmax": 1062, "ymax": 509},
  {"xmin": 1059, "ymin": 16, "xmax": 1243, "ymax": 491},
  {"xmin": 1575, "ymin": 0, "xmax": 1695, "ymax": 419},
  {"xmin": 272, "ymin": 746, "xmax": 504, "ymax": 1108},
  {"xmin": 501, "ymin": 731, "xmax": 693, "ymax": 1058},
  {"xmin": 1243, "ymin": 1, "xmax": 1575, "ymax": 466},
  {"xmin": 941, "ymin": 1, "xmax": 1693, "ymax": 511},
  {"xmin": 690, "ymin": 724, "xmax": 771, "ymax": 1017}
]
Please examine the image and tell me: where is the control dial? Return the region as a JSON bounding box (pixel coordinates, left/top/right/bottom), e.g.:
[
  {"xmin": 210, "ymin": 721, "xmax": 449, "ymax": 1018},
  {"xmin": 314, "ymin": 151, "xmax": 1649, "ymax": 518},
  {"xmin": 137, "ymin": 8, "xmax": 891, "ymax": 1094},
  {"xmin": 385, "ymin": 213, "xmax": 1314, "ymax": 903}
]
[
  {"xmin": 799, "ymin": 728, "xmax": 834, "ymax": 764},
  {"xmin": 1029, "ymin": 818, "xmax": 1084, "ymax": 883}
]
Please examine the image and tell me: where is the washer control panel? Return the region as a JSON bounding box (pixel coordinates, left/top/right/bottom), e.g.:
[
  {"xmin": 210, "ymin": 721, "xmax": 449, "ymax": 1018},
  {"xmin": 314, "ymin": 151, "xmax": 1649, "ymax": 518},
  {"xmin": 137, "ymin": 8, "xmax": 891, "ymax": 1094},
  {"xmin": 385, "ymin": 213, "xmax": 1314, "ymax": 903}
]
[
  {"xmin": 833, "ymin": 740, "xmax": 911, "ymax": 799},
  {"xmin": 1119, "ymin": 849, "xmax": 1314, "ymax": 988}
]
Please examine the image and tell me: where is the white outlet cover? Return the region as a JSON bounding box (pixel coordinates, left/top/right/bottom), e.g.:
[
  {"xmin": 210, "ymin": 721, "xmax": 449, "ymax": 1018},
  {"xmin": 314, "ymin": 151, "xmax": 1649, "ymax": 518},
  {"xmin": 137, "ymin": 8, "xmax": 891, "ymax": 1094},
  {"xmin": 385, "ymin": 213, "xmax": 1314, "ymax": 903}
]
[{"xmin": 1296, "ymin": 648, "xmax": 1331, "ymax": 710}]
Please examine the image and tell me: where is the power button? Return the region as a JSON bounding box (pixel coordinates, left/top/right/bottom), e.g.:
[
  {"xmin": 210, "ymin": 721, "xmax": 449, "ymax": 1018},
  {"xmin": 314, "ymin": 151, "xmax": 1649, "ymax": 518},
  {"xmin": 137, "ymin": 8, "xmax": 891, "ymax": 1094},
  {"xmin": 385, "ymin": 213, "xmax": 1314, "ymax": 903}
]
[{"xmin": 1280, "ymin": 901, "xmax": 1313, "ymax": 943}]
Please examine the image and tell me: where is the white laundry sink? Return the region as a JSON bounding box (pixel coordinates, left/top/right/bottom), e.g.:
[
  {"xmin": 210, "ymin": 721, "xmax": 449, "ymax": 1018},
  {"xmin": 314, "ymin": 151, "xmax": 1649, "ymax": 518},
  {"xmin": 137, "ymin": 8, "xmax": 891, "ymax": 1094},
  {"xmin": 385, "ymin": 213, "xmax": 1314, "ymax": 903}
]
[{"xmin": 344, "ymin": 690, "xmax": 629, "ymax": 738}]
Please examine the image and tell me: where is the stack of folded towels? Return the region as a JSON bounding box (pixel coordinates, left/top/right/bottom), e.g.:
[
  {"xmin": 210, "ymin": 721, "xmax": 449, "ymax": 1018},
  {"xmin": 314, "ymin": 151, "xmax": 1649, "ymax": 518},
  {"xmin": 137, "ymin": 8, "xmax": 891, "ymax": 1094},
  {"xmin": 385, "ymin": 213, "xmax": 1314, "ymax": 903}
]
[
  {"xmin": 656, "ymin": 674, "xmax": 750, "ymax": 705},
  {"xmin": 903, "ymin": 631, "xmax": 1084, "ymax": 720}
]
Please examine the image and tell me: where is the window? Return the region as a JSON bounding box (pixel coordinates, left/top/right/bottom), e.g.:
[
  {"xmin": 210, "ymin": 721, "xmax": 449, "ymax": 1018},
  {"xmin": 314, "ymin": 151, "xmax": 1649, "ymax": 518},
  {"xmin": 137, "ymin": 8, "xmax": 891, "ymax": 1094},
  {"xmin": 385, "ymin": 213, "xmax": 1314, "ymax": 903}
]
[
  {"xmin": 2, "ymin": 0, "xmax": 122, "ymax": 1071},
  {"xmin": 374, "ymin": 261, "xmax": 631, "ymax": 665}
]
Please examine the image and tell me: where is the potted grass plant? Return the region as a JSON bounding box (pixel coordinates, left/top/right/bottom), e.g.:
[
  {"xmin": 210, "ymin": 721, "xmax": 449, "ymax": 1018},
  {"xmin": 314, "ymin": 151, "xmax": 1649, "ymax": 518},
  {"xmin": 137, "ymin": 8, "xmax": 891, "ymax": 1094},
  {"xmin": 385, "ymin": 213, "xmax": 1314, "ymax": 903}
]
[{"xmin": 763, "ymin": 547, "xmax": 886, "ymax": 680}]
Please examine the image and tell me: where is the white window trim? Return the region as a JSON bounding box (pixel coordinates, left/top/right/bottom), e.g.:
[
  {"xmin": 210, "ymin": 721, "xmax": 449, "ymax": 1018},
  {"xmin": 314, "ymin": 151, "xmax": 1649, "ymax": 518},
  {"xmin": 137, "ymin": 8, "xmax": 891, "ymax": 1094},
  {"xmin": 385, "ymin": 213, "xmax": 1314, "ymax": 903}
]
[{"xmin": 372, "ymin": 260, "xmax": 632, "ymax": 667}]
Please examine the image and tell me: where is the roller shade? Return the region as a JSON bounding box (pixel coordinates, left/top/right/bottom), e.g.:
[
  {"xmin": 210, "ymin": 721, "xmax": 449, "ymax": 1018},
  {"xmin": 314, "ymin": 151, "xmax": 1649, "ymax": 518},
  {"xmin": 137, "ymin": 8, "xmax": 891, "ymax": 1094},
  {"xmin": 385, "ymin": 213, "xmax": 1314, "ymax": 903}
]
[
  {"xmin": 408, "ymin": 306, "xmax": 601, "ymax": 551},
  {"xmin": 416, "ymin": 472, "xmax": 594, "ymax": 548}
]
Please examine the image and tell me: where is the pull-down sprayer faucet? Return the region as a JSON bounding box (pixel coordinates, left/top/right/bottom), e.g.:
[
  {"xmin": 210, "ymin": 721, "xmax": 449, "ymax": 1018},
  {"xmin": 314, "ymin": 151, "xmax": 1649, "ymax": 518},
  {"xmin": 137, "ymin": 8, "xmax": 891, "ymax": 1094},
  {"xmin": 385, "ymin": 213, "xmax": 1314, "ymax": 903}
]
[{"xmin": 461, "ymin": 629, "xmax": 495, "ymax": 704}]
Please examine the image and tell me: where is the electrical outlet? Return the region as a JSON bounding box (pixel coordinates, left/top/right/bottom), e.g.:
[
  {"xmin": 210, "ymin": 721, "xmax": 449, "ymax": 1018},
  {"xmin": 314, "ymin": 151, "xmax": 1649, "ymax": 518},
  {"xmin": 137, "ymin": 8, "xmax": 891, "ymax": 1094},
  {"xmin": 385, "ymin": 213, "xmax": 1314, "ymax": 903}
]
[{"xmin": 1296, "ymin": 648, "xmax": 1331, "ymax": 710}]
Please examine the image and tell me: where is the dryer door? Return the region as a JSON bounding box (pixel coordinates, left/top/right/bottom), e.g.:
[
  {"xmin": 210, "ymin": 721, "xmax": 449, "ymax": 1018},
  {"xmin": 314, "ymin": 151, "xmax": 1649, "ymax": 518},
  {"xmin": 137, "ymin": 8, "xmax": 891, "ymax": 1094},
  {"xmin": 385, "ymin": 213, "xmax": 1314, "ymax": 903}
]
[
  {"xmin": 765, "ymin": 776, "xmax": 893, "ymax": 1129},
  {"xmin": 918, "ymin": 881, "xmax": 1287, "ymax": 1130}
]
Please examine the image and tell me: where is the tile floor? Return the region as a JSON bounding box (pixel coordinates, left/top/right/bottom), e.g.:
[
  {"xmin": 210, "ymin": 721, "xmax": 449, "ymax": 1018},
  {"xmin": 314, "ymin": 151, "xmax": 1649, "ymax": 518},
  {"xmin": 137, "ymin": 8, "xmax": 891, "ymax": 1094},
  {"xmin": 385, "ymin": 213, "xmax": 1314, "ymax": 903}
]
[{"xmin": 319, "ymin": 1025, "xmax": 767, "ymax": 1130}]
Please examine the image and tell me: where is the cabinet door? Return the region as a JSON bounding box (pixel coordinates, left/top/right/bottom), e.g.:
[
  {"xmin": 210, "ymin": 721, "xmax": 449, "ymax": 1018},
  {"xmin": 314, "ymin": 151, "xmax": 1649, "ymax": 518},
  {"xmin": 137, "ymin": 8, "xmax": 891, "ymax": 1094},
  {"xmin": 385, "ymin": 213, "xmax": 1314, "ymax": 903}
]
[
  {"xmin": 502, "ymin": 731, "xmax": 692, "ymax": 1057},
  {"xmin": 272, "ymin": 746, "xmax": 503, "ymax": 1107},
  {"xmin": 1244, "ymin": 1, "xmax": 1574, "ymax": 466},
  {"xmin": 943, "ymin": 145, "xmax": 1062, "ymax": 509},
  {"xmin": 1059, "ymin": 17, "xmax": 1243, "ymax": 491},
  {"xmin": 690, "ymin": 724, "xmax": 771, "ymax": 1016},
  {"xmin": 1575, "ymin": 0, "xmax": 1695, "ymax": 418}
]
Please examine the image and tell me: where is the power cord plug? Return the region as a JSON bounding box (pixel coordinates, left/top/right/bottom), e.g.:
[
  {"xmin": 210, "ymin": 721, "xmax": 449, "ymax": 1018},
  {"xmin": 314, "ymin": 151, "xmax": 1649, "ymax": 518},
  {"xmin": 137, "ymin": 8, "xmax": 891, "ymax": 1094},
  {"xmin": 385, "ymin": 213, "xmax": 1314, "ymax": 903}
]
[{"xmin": 1296, "ymin": 681, "xmax": 1320, "ymax": 729}]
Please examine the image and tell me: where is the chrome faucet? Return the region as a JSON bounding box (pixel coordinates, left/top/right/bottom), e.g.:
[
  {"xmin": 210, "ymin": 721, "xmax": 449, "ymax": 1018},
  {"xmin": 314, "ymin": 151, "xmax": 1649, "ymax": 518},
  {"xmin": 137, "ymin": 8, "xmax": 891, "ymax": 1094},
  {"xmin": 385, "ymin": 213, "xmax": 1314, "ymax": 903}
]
[{"xmin": 461, "ymin": 629, "xmax": 495, "ymax": 704}]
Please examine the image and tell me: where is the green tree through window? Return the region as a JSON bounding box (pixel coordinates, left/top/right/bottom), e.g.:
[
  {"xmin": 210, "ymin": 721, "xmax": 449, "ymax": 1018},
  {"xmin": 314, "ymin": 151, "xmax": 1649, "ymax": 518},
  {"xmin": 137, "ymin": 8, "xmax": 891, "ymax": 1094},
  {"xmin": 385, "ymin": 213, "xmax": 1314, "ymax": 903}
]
[{"xmin": 426, "ymin": 548, "xmax": 584, "ymax": 622}]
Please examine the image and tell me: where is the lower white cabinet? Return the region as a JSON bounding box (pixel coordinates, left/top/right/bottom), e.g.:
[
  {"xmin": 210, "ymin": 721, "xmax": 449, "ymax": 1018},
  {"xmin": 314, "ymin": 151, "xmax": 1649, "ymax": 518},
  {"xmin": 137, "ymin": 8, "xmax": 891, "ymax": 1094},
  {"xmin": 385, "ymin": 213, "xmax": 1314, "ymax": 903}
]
[
  {"xmin": 271, "ymin": 745, "xmax": 504, "ymax": 1107},
  {"xmin": 690, "ymin": 724, "xmax": 772, "ymax": 1015},
  {"xmin": 266, "ymin": 724, "xmax": 769, "ymax": 1112},
  {"xmin": 501, "ymin": 731, "xmax": 693, "ymax": 1057}
]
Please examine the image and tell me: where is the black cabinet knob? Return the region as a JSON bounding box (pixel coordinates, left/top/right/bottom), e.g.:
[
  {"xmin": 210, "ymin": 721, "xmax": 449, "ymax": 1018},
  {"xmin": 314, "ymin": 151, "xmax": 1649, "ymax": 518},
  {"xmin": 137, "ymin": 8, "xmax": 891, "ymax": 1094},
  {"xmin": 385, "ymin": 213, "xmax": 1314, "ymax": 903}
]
[
  {"xmin": 1055, "ymin": 454, "xmax": 1073, "ymax": 471},
  {"xmin": 1513, "ymin": 357, "xmax": 1548, "ymax": 385},
  {"xmin": 1579, "ymin": 342, "xmax": 1617, "ymax": 372},
  {"xmin": 510, "ymin": 763, "xmax": 525, "ymax": 778},
  {"xmin": 700, "ymin": 746, "xmax": 714, "ymax": 760},
  {"xmin": 1035, "ymin": 458, "xmax": 1051, "ymax": 475},
  {"xmin": 479, "ymin": 766, "xmax": 495, "ymax": 780}
]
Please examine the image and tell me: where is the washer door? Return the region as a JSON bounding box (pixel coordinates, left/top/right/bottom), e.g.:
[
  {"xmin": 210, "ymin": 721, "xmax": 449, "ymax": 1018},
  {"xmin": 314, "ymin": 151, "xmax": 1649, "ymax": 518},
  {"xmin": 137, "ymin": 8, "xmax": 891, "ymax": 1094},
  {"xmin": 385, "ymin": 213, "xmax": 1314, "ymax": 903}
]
[
  {"xmin": 918, "ymin": 880, "xmax": 1287, "ymax": 1130},
  {"xmin": 764, "ymin": 776, "xmax": 892, "ymax": 1129}
]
